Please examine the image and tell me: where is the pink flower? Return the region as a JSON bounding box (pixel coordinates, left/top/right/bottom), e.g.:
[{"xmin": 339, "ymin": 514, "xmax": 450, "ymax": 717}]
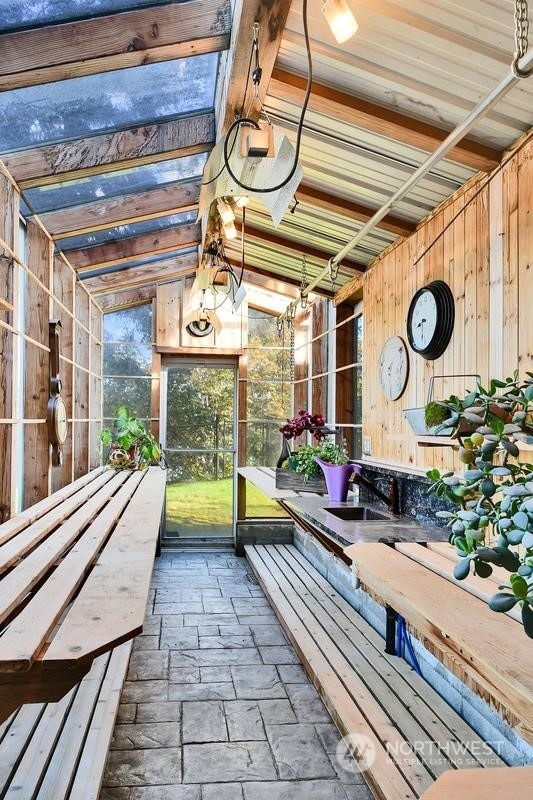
[{"xmin": 280, "ymin": 410, "xmax": 326, "ymax": 441}]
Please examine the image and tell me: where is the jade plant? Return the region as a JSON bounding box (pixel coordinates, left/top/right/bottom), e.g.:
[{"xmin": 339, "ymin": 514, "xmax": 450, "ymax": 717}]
[{"xmin": 426, "ymin": 372, "xmax": 533, "ymax": 637}]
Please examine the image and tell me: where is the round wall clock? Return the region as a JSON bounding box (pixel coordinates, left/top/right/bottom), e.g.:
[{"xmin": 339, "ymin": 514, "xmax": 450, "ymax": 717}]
[
  {"xmin": 378, "ymin": 336, "xmax": 409, "ymax": 401},
  {"xmin": 406, "ymin": 280, "xmax": 454, "ymax": 360}
]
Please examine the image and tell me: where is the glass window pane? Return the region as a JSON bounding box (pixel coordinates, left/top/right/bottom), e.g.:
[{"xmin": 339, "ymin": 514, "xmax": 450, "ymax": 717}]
[
  {"xmin": 59, "ymin": 210, "xmax": 197, "ymax": 251},
  {"xmin": 355, "ymin": 314, "xmax": 364, "ymax": 364},
  {"xmin": 103, "ymin": 377, "xmax": 151, "ymax": 418},
  {"xmin": 0, "ymin": 55, "xmax": 218, "ymax": 153},
  {"xmin": 103, "ymin": 343, "xmax": 152, "ymax": 376},
  {"xmin": 103, "ymin": 304, "xmax": 152, "ymax": 343},
  {"xmin": 0, "ymin": 1, "xmax": 175, "ymax": 30},
  {"xmin": 165, "ymin": 453, "xmax": 233, "ymax": 539},
  {"xmin": 354, "ymin": 366, "xmax": 363, "ymax": 425},
  {"xmin": 24, "ymin": 154, "xmax": 207, "ymax": 214},
  {"xmin": 246, "ymin": 421, "xmax": 287, "ymax": 468},
  {"xmin": 247, "ymin": 380, "xmax": 289, "ymax": 424},
  {"xmin": 166, "ymin": 366, "xmax": 234, "ymax": 450}
]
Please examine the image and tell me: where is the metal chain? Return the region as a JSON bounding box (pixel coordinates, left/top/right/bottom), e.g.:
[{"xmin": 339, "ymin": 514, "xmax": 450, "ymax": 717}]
[
  {"xmin": 513, "ymin": 0, "xmax": 533, "ymax": 77},
  {"xmin": 289, "ymin": 320, "xmax": 295, "ymax": 384},
  {"xmin": 300, "ymin": 255, "xmax": 308, "ymax": 309}
]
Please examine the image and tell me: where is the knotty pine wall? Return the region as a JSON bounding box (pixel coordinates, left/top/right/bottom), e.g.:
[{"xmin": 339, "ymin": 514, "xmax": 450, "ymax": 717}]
[
  {"xmin": 359, "ymin": 131, "xmax": 533, "ymax": 474},
  {"xmin": 0, "ymin": 171, "xmax": 102, "ymax": 519}
]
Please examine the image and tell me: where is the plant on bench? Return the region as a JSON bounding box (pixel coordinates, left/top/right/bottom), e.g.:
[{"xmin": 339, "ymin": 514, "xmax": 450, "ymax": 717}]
[
  {"xmin": 100, "ymin": 404, "xmax": 163, "ymax": 470},
  {"xmin": 426, "ymin": 372, "xmax": 533, "ymax": 637}
]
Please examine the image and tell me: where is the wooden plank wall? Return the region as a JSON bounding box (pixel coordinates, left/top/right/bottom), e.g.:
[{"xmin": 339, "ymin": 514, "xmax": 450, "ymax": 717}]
[
  {"xmin": 359, "ymin": 133, "xmax": 533, "ymax": 474},
  {"xmin": 0, "ymin": 171, "xmax": 103, "ymax": 516}
]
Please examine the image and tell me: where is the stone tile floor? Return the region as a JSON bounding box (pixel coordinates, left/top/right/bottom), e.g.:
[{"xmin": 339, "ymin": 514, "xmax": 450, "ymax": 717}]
[{"xmin": 99, "ymin": 550, "xmax": 374, "ymax": 800}]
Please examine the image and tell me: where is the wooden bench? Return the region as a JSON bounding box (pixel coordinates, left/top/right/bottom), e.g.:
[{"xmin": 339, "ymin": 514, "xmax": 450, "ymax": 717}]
[
  {"xmin": 246, "ymin": 543, "xmax": 506, "ymax": 800},
  {"xmin": 419, "ymin": 765, "xmax": 533, "ymax": 799},
  {"xmin": 345, "ymin": 542, "xmax": 533, "ymax": 745},
  {"xmin": 0, "ymin": 465, "xmax": 166, "ymax": 797},
  {"xmin": 0, "ymin": 643, "xmax": 132, "ymax": 800}
]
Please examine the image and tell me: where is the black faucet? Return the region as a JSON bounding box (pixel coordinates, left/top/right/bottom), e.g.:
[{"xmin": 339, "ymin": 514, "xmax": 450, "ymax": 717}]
[{"xmin": 349, "ymin": 473, "xmax": 400, "ymax": 515}]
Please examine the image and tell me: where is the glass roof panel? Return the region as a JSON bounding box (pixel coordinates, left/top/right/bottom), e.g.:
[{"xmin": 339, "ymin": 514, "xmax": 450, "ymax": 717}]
[
  {"xmin": 23, "ymin": 153, "xmax": 207, "ymax": 214},
  {"xmin": 0, "ymin": 1, "xmax": 179, "ymax": 32},
  {"xmin": 0, "ymin": 55, "xmax": 218, "ymax": 154},
  {"xmin": 58, "ymin": 210, "xmax": 197, "ymax": 251}
]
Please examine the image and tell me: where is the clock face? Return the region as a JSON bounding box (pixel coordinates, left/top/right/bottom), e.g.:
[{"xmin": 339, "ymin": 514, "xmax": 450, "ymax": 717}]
[
  {"xmin": 406, "ymin": 280, "xmax": 454, "ymax": 360},
  {"xmin": 379, "ymin": 336, "xmax": 409, "ymax": 401},
  {"xmin": 47, "ymin": 395, "xmax": 68, "ymax": 445},
  {"xmin": 409, "ymin": 291, "xmax": 437, "ymax": 350}
]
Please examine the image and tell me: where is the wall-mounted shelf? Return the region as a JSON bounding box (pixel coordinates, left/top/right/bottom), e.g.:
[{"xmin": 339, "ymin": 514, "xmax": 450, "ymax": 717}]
[{"xmin": 416, "ymin": 436, "xmax": 457, "ymax": 447}]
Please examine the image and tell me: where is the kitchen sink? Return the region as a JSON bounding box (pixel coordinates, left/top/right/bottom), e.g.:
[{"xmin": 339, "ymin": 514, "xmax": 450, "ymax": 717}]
[{"xmin": 324, "ymin": 506, "xmax": 390, "ymax": 521}]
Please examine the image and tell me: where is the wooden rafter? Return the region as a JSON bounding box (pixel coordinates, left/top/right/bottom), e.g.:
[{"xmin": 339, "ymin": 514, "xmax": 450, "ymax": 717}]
[
  {"xmin": 0, "ymin": 0, "xmax": 231, "ymax": 90},
  {"xmin": 40, "ymin": 182, "xmax": 201, "ymax": 238},
  {"xmin": 4, "ymin": 115, "xmax": 215, "ymax": 188},
  {"xmin": 204, "ymin": 1, "xmax": 294, "ymax": 250},
  {"xmin": 226, "ymin": 257, "xmax": 334, "ymax": 298},
  {"xmin": 217, "ymin": 0, "xmax": 293, "ymax": 133},
  {"xmin": 296, "ymin": 184, "xmax": 415, "ymax": 238},
  {"xmin": 269, "ymin": 68, "xmax": 501, "ymax": 173},
  {"xmin": 68, "ymin": 223, "xmax": 200, "ymax": 270},
  {"xmin": 234, "ymin": 222, "xmax": 366, "ymax": 273},
  {"xmin": 97, "ymin": 285, "xmax": 157, "ymax": 310},
  {"xmin": 81, "ymin": 252, "xmax": 198, "ymax": 295}
]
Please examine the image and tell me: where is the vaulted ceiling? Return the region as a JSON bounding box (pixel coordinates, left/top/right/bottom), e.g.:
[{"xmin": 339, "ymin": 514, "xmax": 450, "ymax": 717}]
[{"xmin": 0, "ymin": 0, "xmax": 532, "ymax": 306}]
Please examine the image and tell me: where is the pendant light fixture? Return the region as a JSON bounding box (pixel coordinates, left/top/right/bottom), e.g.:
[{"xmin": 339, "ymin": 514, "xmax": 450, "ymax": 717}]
[{"xmin": 322, "ymin": 0, "xmax": 358, "ymax": 44}]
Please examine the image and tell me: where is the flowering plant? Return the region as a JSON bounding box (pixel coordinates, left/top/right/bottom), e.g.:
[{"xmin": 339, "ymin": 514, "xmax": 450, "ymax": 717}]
[{"xmin": 280, "ymin": 409, "xmax": 326, "ymax": 441}]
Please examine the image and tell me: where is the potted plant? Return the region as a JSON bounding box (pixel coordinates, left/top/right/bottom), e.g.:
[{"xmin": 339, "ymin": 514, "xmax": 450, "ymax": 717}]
[
  {"xmin": 100, "ymin": 404, "xmax": 163, "ymax": 470},
  {"xmin": 276, "ymin": 409, "xmax": 328, "ymax": 490},
  {"xmin": 404, "ymin": 374, "xmax": 481, "ymax": 436},
  {"xmin": 426, "ymin": 372, "xmax": 533, "ymax": 637}
]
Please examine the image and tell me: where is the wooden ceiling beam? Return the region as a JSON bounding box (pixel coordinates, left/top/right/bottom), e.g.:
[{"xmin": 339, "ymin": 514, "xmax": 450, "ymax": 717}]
[
  {"xmin": 96, "ymin": 285, "xmax": 157, "ymax": 310},
  {"xmin": 40, "ymin": 181, "xmax": 201, "ymax": 238},
  {"xmin": 0, "ymin": 0, "xmax": 231, "ymax": 90},
  {"xmin": 217, "ymin": 1, "xmax": 293, "ymax": 133},
  {"xmin": 4, "ymin": 115, "xmax": 214, "ymax": 188},
  {"xmin": 235, "ymin": 222, "xmax": 366, "ymax": 273},
  {"xmin": 296, "ymin": 183, "xmax": 415, "ymax": 238},
  {"xmin": 204, "ymin": 1, "xmax": 294, "ymax": 250},
  {"xmin": 81, "ymin": 252, "xmax": 198, "ymax": 295},
  {"xmin": 68, "ymin": 223, "xmax": 200, "ymax": 270},
  {"xmin": 227, "ymin": 257, "xmax": 334, "ymax": 298},
  {"xmin": 269, "ymin": 68, "xmax": 501, "ymax": 173}
]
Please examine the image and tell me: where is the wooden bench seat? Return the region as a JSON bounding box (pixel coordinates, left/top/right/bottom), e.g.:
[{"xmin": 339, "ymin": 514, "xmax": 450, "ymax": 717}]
[
  {"xmin": 246, "ymin": 543, "xmax": 506, "ymax": 800},
  {"xmin": 0, "ymin": 641, "xmax": 132, "ymax": 800},
  {"xmin": 0, "ymin": 465, "xmax": 166, "ymax": 721},
  {"xmin": 394, "ymin": 542, "xmax": 522, "ymax": 623},
  {"xmin": 345, "ymin": 542, "xmax": 533, "ymax": 744},
  {"xmin": 419, "ymin": 765, "xmax": 533, "ymax": 799}
]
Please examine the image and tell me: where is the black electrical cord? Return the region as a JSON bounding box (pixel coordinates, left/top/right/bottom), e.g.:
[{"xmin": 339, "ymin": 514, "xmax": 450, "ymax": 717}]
[{"xmin": 221, "ymin": 0, "xmax": 312, "ymax": 193}]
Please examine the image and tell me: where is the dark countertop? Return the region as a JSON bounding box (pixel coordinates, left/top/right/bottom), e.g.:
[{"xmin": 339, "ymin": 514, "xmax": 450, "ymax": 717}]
[{"xmin": 283, "ymin": 494, "xmax": 449, "ymax": 548}]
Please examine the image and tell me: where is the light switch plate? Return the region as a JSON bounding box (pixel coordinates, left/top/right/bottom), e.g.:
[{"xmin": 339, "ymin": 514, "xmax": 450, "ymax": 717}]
[{"xmin": 363, "ymin": 436, "xmax": 372, "ymax": 456}]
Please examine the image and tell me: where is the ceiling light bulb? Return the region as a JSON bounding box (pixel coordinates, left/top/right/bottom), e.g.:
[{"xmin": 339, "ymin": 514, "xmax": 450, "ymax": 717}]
[
  {"xmin": 235, "ymin": 196, "xmax": 249, "ymax": 208},
  {"xmin": 322, "ymin": 0, "xmax": 358, "ymax": 44},
  {"xmin": 217, "ymin": 198, "xmax": 235, "ymax": 225},
  {"xmin": 223, "ymin": 220, "xmax": 238, "ymax": 240}
]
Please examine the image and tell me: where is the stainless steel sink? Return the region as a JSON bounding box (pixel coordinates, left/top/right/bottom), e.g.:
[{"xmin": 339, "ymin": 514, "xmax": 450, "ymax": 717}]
[{"xmin": 324, "ymin": 506, "xmax": 390, "ymax": 521}]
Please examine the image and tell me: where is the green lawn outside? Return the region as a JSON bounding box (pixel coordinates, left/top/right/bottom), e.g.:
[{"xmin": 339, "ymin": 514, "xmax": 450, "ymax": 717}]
[{"xmin": 166, "ymin": 477, "xmax": 287, "ymax": 530}]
